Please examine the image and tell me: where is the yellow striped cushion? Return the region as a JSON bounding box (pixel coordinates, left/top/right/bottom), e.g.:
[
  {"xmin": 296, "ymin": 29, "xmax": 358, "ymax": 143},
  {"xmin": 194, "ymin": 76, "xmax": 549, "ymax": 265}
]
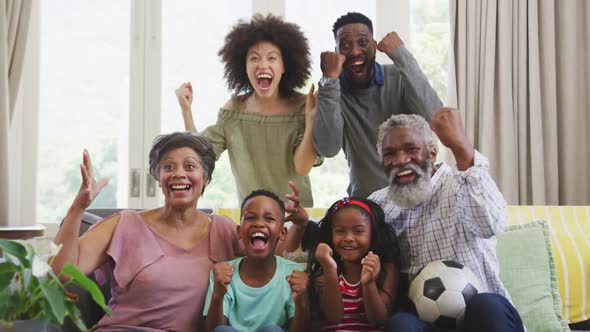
[
  {"xmin": 508, "ymin": 206, "xmax": 590, "ymax": 324},
  {"xmin": 215, "ymin": 205, "xmax": 590, "ymax": 323}
]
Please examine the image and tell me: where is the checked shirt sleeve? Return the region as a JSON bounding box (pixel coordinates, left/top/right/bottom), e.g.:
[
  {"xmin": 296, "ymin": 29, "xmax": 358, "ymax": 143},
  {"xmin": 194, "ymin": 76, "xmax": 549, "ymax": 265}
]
[{"xmin": 453, "ymin": 150, "xmax": 508, "ymax": 238}]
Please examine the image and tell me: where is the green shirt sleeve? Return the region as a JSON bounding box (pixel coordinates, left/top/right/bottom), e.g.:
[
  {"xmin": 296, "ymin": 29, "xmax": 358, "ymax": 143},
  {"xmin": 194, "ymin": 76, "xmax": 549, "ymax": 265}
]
[{"xmin": 202, "ymin": 117, "xmax": 227, "ymax": 160}]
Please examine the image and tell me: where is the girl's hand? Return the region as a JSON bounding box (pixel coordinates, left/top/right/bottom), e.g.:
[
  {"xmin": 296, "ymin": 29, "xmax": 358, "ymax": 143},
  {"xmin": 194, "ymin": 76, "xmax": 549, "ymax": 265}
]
[
  {"xmin": 285, "ymin": 181, "xmax": 308, "ymax": 227},
  {"xmin": 287, "ymin": 270, "xmax": 309, "ymax": 303},
  {"xmin": 315, "ymin": 243, "xmax": 337, "ymax": 271},
  {"xmin": 175, "ymin": 82, "xmax": 193, "ymax": 112},
  {"xmin": 212, "ymin": 262, "xmax": 234, "ymax": 296},
  {"xmin": 305, "ymin": 84, "xmax": 318, "ymax": 125},
  {"xmin": 73, "ymin": 150, "xmax": 109, "ymax": 211},
  {"xmin": 361, "ymin": 251, "xmax": 381, "ymax": 285}
]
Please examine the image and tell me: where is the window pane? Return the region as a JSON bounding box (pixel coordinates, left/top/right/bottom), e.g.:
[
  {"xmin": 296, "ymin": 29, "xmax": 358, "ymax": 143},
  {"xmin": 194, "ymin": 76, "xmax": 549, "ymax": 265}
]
[
  {"xmin": 38, "ymin": 1, "xmax": 130, "ymax": 223},
  {"xmin": 410, "ymin": 0, "xmax": 449, "ymax": 104},
  {"xmin": 161, "ymin": 1, "xmax": 252, "ymax": 208},
  {"xmin": 286, "ymin": 1, "xmax": 376, "ymax": 208}
]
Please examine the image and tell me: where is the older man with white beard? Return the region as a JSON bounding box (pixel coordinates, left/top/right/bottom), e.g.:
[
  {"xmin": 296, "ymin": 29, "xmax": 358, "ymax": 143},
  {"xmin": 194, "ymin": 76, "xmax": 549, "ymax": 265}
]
[{"xmin": 369, "ymin": 110, "xmax": 525, "ymax": 332}]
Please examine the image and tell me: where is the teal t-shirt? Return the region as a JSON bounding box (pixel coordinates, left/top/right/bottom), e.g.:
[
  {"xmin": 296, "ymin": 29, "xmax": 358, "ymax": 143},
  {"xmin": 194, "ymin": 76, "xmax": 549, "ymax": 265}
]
[{"xmin": 203, "ymin": 256, "xmax": 304, "ymax": 331}]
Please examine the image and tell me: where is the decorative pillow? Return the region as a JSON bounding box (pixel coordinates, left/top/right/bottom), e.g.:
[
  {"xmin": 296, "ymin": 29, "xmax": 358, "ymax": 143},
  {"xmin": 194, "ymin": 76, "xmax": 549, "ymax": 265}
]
[
  {"xmin": 508, "ymin": 205, "xmax": 590, "ymax": 325},
  {"xmin": 497, "ymin": 220, "xmax": 570, "ymax": 332}
]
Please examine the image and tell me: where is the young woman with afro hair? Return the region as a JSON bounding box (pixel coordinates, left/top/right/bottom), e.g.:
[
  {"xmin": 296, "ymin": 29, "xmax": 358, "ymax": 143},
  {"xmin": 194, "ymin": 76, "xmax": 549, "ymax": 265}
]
[{"xmin": 176, "ymin": 14, "xmax": 321, "ymax": 208}]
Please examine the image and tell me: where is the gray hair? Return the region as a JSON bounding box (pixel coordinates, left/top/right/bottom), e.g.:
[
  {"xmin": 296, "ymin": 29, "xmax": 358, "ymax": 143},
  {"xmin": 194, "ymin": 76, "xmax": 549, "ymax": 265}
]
[
  {"xmin": 148, "ymin": 132, "xmax": 216, "ymax": 194},
  {"xmin": 376, "ymin": 114, "xmax": 438, "ymax": 157}
]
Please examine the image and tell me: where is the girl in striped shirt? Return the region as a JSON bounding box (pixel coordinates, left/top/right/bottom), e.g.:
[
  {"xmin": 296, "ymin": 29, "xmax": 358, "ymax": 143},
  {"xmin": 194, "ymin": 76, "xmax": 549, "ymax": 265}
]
[{"xmin": 307, "ymin": 197, "xmax": 400, "ymax": 331}]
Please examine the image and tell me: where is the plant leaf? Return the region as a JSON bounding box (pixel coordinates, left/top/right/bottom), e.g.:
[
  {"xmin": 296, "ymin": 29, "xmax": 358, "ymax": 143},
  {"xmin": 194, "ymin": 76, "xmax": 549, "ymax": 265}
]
[
  {"xmin": 0, "ymin": 262, "xmax": 18, "ymax": 290},
  {"xmin": 62, "ymin": 263, "xmax": 111, "ymax": 315},
  {"xmin": 0, "ymin": 240, "xmax": 30, "ymax": 268},
  {"xmin": 39, "ymin": 281, "xmax": 65, "ymax": 325},
  {"xmin": 65, "ymin": 300, "xmax": 88, "ymax": 332}
]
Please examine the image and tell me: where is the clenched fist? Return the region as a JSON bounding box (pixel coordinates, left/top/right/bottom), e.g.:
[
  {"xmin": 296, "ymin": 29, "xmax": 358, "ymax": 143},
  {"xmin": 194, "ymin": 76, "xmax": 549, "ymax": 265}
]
[
  {"xmin": 377, "ymin": 32, "xmax": 404, "ymax": 55},
  {"xmin": 315, "ymin": 243, "xmax": 337, "ymax": 271},
  {"xmin": 175, "ymin": 82, "xmax": 193, "ymax": 112},
  {"xmin": 360, "ymin": 251, "xmax": 381, "ymax": 285},
  {"xmin": 287, "ymin": 270, "xmax": 309, "ymax": 303},
  {"xmin": 320, "ymin": 51, "xmax": 346, "ymax": 79},
  {"xmin": 430, "ymin": 107, "xmax": 475, "ymax": 170},
  {"xmin": 430, "ymin": 107, "xmax": 468, "ymax": 151},
  {"xmin": 212, "ymin": 262, "xmax": 234, "ymax": 296}
]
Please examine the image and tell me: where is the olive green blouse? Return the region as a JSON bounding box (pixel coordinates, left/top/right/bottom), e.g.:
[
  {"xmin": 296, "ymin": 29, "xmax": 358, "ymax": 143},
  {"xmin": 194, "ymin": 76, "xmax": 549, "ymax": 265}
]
[{"xmin": 202, "ymin": 97, "xmax": 321, "ymax": 207}]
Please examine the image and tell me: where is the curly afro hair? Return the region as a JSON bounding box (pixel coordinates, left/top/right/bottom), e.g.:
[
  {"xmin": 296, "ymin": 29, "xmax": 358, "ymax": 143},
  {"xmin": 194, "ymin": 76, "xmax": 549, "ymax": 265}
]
[
  {"xmin": 332, "ymin": 12, "xmax": 374, "ymax": 39},
  {"xmin": 218, "ymin": 14, "xmax": 311, "ymax": 98}
]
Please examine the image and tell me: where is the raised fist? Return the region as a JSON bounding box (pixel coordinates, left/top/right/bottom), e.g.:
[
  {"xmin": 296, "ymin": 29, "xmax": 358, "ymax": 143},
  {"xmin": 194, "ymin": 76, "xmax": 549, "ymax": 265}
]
[
  {"xmin": 175, "ymin": 82, "xmax": 193, "ymax": 112},
  {"xmin": 315, "ymin": 243, "xmax": 337, "ymax": 271},
  {"xmin": 212, "ymin": 262, "xmax": 234, "ymax": 296},
  {"xmin": 360, "ymin": 251, "xmax": 381, "ymax": 285},
  {"xmin": 320, "ymin": 51, "xmax": 346, "ymax": 79},
  {"xmin": 377, "ymin": 32, "xmax": 404, "ymax": 55}
]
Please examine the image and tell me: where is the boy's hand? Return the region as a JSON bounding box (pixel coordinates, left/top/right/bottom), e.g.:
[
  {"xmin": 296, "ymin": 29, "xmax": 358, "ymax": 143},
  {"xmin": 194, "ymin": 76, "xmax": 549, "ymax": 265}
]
[
  {"xmin": 287, "ymin": 270, "xmax": 309, "ymax": 303},
  {"xmin": 315, "ymin": 243, "xmax": 337, "ymax": 271},
  {"xmin": 212, "ymin": 262, "xmax": 234, "ymax": 296},
  {"xmin": 285, "ymin": 181, "xmax": 308, "ymax": 228},
  {"xmin": 361, "ymin": 251, "xmax": 381, "ymax": 285},
  {"xmin": 175, "ymin": 82, "xmax": 193, "ymax": 112}
]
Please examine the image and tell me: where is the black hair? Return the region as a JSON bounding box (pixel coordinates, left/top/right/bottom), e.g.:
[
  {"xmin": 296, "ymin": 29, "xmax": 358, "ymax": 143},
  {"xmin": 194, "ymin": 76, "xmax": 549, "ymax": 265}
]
[
  {"xmin": 148, "ymin": 131, "xmax": 215, "ymax": 194},
  {"xmin": 306, "ymin": 197, "xmax": 400, "ymax": 317},
  {"xmin": 240, "ymin": 189, "xmax": 286, "ymax": 217},
  {"xmin": 332, "ymin": 12, "xmax": 374, "ymax": 39},
  {"xmin": 219, "ymin": 13, "xmax": 311, "ymax": 98}
]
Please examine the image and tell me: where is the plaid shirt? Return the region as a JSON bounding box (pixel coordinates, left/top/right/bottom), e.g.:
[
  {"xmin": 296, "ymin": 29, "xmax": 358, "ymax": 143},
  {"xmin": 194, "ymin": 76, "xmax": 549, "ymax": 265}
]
[{"xmin": 369, "ymin": 151, "xmax": 511, "ymax": 299}]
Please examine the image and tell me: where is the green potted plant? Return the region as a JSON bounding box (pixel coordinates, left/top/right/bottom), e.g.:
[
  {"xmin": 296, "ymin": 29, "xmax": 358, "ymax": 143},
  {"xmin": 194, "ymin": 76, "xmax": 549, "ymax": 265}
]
[{"xmin": 0, "ymin": 238, "xmax": 111, "ymax": 331}]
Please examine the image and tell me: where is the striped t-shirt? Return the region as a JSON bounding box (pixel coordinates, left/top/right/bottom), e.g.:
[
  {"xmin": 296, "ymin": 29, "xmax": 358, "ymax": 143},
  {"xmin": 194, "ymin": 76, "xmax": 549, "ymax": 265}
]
[{"xmin": 322, "ymin": 275, "xmax": 383, "ymax": 332}]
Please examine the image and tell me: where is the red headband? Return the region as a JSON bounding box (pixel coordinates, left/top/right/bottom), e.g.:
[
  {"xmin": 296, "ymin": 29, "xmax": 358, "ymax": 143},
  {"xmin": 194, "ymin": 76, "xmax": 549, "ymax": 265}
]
[{"xmin": 332, "ymin": 197, "xmax": 372, "ymax": 214}]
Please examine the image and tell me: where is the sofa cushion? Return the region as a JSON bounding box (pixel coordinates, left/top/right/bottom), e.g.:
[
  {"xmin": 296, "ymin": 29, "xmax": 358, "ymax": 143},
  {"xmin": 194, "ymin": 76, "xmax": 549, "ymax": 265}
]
[
  {"xmin": 508, "ymin": 206, "xmax": 590, "ymax": 324},
  {"xmin": 497, "ymin": 220, "xmax": 569, "ymax": 332}
]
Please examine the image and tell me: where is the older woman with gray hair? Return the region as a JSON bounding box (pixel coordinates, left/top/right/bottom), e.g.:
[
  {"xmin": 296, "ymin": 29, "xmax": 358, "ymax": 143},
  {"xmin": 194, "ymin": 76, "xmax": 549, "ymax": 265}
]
[{"xmin": 52, "ymin": 132, "xmax": 306, "ymax": 332}]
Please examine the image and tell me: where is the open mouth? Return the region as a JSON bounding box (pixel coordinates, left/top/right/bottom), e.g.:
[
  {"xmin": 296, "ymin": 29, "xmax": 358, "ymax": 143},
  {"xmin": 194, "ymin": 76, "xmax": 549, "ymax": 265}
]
[
  {"xmin": 169, "ymin": 184, "xmax": 192, "ymax": 192},
  {"xmin": 395, "ymin": 169, "xmax": 417, "ymax": 185},
  {"xmin": 348, "ymin": 59, "xmax": 365, "ymax": 75},
  {"xmin": 249, "ymin": 231, "xmax": 269, "ymax": 250},
  {"xmin": 256, "ymin": 73, "xmax": 273, "ymax": 90}
]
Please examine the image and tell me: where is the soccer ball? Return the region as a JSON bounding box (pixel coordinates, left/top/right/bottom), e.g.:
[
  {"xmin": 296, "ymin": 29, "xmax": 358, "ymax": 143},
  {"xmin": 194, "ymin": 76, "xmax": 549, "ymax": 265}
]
[{"xmin": 409, "ymin": 260, "xmax": 482, "ymax": 329}]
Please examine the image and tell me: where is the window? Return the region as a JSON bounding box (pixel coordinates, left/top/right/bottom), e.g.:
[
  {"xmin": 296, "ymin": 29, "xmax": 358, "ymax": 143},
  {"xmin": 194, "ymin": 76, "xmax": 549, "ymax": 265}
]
[
  {"xmin": 410, "ymin": 0, "xmax": 449, "ymax": 104},
  {"xmin": 38, "ymin": 1, "xmax": 130, "ymax": 223}
]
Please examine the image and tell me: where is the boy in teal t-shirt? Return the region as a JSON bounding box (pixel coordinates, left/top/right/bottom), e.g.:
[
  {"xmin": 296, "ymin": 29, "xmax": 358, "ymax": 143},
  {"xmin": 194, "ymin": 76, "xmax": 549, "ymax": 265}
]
[{"xmin": 203, "ymin": 190, "xmax": 309, "ymax": 332}]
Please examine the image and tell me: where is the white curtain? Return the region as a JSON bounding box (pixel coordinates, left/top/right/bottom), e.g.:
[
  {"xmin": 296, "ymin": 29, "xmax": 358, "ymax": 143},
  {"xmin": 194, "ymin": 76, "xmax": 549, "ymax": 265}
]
[
  {"xmin": 448, "ymin": 0, "xmax": 590, "ymax": 205},
  {"xmin": 0, "ymin": 1, "xmax": 32, "ymax": 226}
]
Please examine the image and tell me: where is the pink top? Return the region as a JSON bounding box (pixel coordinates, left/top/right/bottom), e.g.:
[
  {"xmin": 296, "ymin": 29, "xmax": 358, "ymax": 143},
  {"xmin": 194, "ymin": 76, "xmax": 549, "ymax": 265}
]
[{"xmin": 92, "ymin": 210, "xmax": 243, "ymax": 332}]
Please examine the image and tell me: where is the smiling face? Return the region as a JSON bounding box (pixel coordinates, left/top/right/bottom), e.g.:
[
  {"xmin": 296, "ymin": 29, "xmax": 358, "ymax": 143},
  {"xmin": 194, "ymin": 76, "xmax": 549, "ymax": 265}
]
[
  {"xmin": 158, "ymin": 147, "xmax": 208, "ymax": 207},
  {"xmin": 335, "ymin": 23, "xmax": 377, "ymax": 88},
  {"xmin": 246, "ymin": 40, "xmax": 285, "ymax": 98},
  {"xmin": 331, "ymin": 207, "xmax": 371, "ymax": 263},
  {"xmin": 238, "ymin": 195, "xmax": 286, "ymax": 259},
  {"xmin": 381, "ymin": 127, "xmax": 436, "ymax": 207}
]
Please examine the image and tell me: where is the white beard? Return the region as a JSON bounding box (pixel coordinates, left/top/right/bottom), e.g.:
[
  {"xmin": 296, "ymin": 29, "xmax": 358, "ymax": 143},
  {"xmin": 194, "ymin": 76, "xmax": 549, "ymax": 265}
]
[{"xmin": 387, "ymin": 162, "xmax": 433, "ymax": 207}]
